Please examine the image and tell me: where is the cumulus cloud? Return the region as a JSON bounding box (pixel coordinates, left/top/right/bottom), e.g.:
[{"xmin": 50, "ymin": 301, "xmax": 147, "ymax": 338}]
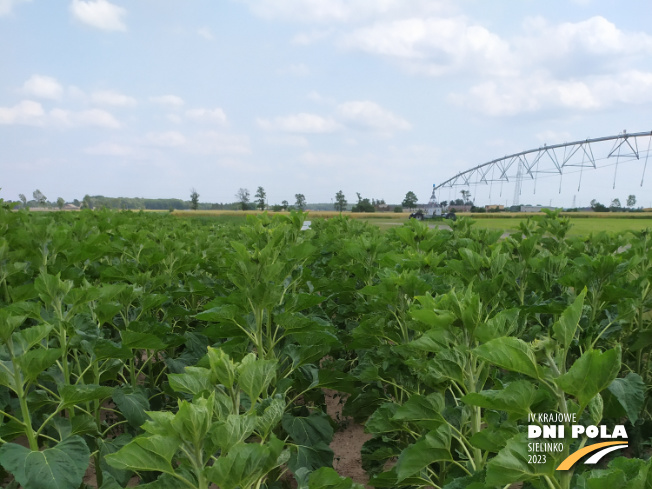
[
  {"xmin": 336, "ymin": 100, "xmax": 411, "ymax": 133},
  {"xmin": 517, "ymin": 16, "xmax": 652, "ymax": 66},
  {"xmin": 22, "ymin": 75, "xmax": 63, "ymax": 100},
  {"xmin": 0, "ymin": 100, "xmax": 45, "ymax": 125},
  {"xmin": 70, "ymin": 0, "xmax": 126, "ymax": 31},
  {"xmin": 91, "ymin": 90, "xmax": 137, "ymax": 107},
  {"xmin": 0, "ymin": 100, "xmax": 121, "ymax": 128},
  {"xmin": 150, "ymin": 95, "xmax": 184, "ymax": 107},
  {"xmin": 341, "ymin": 17, "xmax": 514, "ymax": 76},
  {"xmin": 185, "ymin": 107, "xmax": 228, "ymax": 124},
  {"xmin": 257, "ymin": 113, "xmax": 341, "ymax": 133},
  {"xmin": 240, "ymin": 0, "xmax": 452, "ymax": 23},
  {"xmin": 0, "ymin": 0, "xmax": 29, "ymax": 16},
  {"xmin": 450, "ymin": 70, "xmax": 652, "ymax": 116}
]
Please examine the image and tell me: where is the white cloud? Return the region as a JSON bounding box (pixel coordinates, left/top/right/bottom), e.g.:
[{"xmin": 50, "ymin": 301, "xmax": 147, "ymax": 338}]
[
  {"xmin": 73, "ymin": 109, "xmax": 122, "ymax": 128},
  {"xmin": 91, "ymin": 90, "xmax": 136, "ymax": 107},
  {"xmin": 197, "ymin": 27, "xmax": 214, "ymax": 40},
  {"xmin": 70, "ymin": 0, "xmax": 126, "ymax": 31},
  {"xmin": 0, "ymin": 101, "xmax": 121, "ymax": 128},
  {"xmin": 342, "ymin": 17, "xmax": 514, "ymax": 76},
  {"xmin": 517, "ymin": 16, "xmax": 652, "ymax": 64},
  {"xmin": 451, "ymin": 70, "xmax": 652, "ymax": 116},
  {"xmin": 185, "ymin": 107, "xmax": 228, "ymax": 124},
  {"xmin": 0, "ymin": 0, "xmax": 29, "ymax": 16},
  {"xmin": 145, "ymin": 131, "xmax": 187, "ymax": 147},
  {"xmin": 257, "ymin": 113, "xmax": 341, "ymax": 133},
  {"xmin": 336, "ymin": 100, "xmax": 411, "ymax": 133},
  {"xmin": 150, "ymin": 95, "xmax": 184, "ymax": 108},
  {"xmin": 240, "ymin": 0, "xmax": 452, "ymax": 23},
  {"xmin": 166, "ymin": 114, "xmax": 183, "ymax": 123},
  {"xmin": 0, "ymin": 100, "xmax": 45, "ymax": 125},
  {"xmin": 22, "ymin": 75, "xmax": 63, "ymax": 100}
]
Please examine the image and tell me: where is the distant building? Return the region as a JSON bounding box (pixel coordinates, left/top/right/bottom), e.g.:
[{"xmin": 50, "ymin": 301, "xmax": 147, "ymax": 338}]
[
  {"xmin": 520, "ymin": 206, "xmax": 557, "ymax": 213},
  {"xmin": 448, "ymin": 204, "xmax": 472, "ymax": 212},
  {"xmin": 485, "ymin": 205, "xmax": 504, "ymax": 211}
]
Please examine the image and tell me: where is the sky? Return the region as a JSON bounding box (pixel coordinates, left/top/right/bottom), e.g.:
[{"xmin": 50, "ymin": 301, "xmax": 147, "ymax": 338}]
[{"xmin": 2, "ymin": 0, "xmax": 652, "ymax": 208}]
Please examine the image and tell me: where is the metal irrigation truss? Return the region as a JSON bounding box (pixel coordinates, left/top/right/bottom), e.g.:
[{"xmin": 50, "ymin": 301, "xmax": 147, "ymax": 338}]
[{"xmin": 433, "ymin": 130, "xmax": 652, "ymax": 205}]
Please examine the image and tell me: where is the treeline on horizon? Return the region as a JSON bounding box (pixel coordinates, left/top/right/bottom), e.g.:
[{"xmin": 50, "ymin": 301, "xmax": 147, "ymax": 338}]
[{"xmin": 13, "ymin": 195, "xmax": 354, "ymax": 212}]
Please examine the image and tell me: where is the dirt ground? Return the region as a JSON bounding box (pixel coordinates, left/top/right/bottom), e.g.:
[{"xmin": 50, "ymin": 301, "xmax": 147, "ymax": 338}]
[{"xmin": 324, "ymin": 388, "xmax": 373, "ymax": 488}]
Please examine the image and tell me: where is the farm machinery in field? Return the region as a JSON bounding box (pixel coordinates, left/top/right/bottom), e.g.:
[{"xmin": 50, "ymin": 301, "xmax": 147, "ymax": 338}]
[{"xmin": 409, "ymin": 184, "xmax": 457, "ymax": 221}]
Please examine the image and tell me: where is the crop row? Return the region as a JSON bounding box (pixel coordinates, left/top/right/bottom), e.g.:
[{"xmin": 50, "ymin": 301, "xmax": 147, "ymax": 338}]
[{"xmin": 0, "ymin": 207, "xmax": 651, "ymax": 489}]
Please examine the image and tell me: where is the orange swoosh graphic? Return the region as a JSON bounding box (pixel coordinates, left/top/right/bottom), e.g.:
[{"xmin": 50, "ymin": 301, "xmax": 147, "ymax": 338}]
[{"xmin": 556, "ymin": 441, "xmax": 627, "ymax": 470}]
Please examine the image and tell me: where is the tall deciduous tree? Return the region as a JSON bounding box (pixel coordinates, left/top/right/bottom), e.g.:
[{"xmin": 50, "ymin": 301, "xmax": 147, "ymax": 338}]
[
  {"xmin": 627, "ymin": 194, "xmax": 637, "ymax": 208},
  {"xmin": 33, "ymin": 189, "xmax": 47, "ymax": 207},
  {"xmin": 57, "ymin": 197, "xmax": 65, "ymax": 210},
  {"xmin": 334, "ymin": 190, "xmax": 347, "ymax": 212},
  {"xmin": 402, "ymin": 191, "xmax": 418, "ymax": 210},
  {"xmin": 236, "ymin": 188, "xmax": 250, "ymax": 211},
  {"xmin": 190, "ymin": 188, "xmax": 200, "ymax": 210},
  {"xmin": 18, "ymin": 194, "xmax": 27, "ymax": 207},
  {"xmin": 295, "ymin": 193, "xmax": 306, "ymax": 211},
  {"xmin": 255, "ymin": 186, "xmax": 266, "ymax": 210}
]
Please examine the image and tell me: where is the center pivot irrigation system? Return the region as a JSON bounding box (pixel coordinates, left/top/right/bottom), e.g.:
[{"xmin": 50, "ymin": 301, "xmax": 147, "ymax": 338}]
[{"xmin": 430, "ymin": 130, "xmax": 652, "ymax": 207}]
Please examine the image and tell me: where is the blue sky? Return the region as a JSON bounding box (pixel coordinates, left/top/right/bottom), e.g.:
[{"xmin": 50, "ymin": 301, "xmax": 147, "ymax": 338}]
[{"xmin": 2, "ymin": 0, "xmax": 652, "ymax": 207}]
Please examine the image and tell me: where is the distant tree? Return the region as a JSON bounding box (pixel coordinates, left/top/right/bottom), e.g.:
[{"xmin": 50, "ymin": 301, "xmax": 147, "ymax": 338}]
[
  {"xmin": 402, "ymin": 191, "xmax": 418, "ymax": 210},
  {"xmin": 295, "ymin": 193, "xmax": 306, "ymax": 211},
  {"xmin": 590, "ymin": 199, "xmax": 608, "ymax": 212},
  {"xmin": 610, "ymin": 198, "xmax": 621, "ymax": 210},
  {"xmin": 334, "ymin": 190, "xmax": 347, "ymax": 212},
  {"xmin": 33, "ymin": 189, "xmax": 47, "ymax": 207},
  {"xmin": 453, "ymin": 198, "xmax": 464, "ymax": 206},
  {"xmin": 440, "ymin": 200, "xmax": 448, "ymax": 208},
  {"xmin": 81, "ymin": 195, "xmax": 93, "ymax": 209},
  {"xmin": 393, "ymin": 206, "xmax": 403, "ymax": 213},
  {"xmin": 460, "ymin": 189, "xmax": 472, "ymax": 204},
  {"xmin": 56, "ymin": 197, "xmax": 65, "ymax": 210},
  {"xmin": 255, "ymin": 186, "xmax": 266, "ymax": 210},
  {"xmin": 235, "ymin": 188, "xmax": 250, "ymax": 211},
  {"xmin": 73, "ymin": 199, "xmax": 80, "ymax": 207},
  {"xmin": 351, "ymin": 193, "xmax": 375, "ymax": 212},
  {"xmin": 18, "ymin": 194, "xmax": 27, "ymax": 207},
  {"xmin": 190, "ymin": 188, "xmax": 200, "ymax": 210},
  {"xmin": 281, "ymin": 200, "xmax": 289, "ymax": 211},
  {"xmin": 627, "ymin": 194, "xmax": 637, "ymax": 208}
]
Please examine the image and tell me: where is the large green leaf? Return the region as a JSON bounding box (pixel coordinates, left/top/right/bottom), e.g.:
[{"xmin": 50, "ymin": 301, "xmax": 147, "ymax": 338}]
[
  {"xmin": 552, "ymin": 289, "xmax": 586, "ymax": 350},
  {"xmin": 474, "ymin": 337, "xmax": 540, "ymax": 379},
  {"xmin": 462, "ymin": 380, "xmax": 537, "ymax": 417},
  {"xmin": 59, "ymin": 384, "xmax": 114, "ymax": 408},
  {"xmin": 282, "ymin": 410, "xmax": 334, "ymax": 446},
  {"xmin": 105, "ymin": 434, "xmax": 177, "ymax": 474},
  {"xmin": 604, "ymin": 373, "xmax": 646, "ymax": 424},
  {"xmin": 556, "ymin": 347, "xmax": 621, "ymax": 409},
  {"xmin": 112, "ymin": 385, "xmax": 150, "ymax": 429},
  {"xmin": 307, "ymin": 467, "xmax": 365, "ymax": 489},
  {"xmin": 237, "ymin": 356, "xmax": 277, "ymax": 403},
  {"xmin": 16, "ymin": 348, "xmax": 61, "ymax": 382},
  {"xmin": 206, "ymin": 436, "xmax": 287, "ymax": 489},
  {"xmin": 210, "ymin": 414, "xmax": 257, "ymax": 453},
  {"xmin": 392, "ymin": 393, "xmax": 446, "ymax": 430},
  {"xmin": 0, "ymin": 436, "xmax": 90, "ymax": 489},
  {"xmin": 395, "ymin": 426, "xmax": 452, "ymax": 481},
  {"xmin": 485, "ymin": 433, "xmax": 556, "ymax": 486}
]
